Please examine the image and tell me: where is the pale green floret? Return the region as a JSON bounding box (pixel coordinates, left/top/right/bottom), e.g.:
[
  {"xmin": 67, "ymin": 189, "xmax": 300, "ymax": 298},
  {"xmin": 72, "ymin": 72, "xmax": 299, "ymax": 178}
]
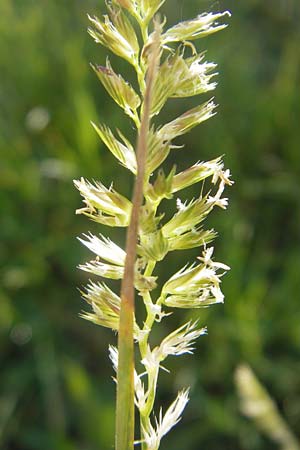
[
  {"xmin": 152, "ymin": 321, "xmax": 206, "ymax": 361},
  {"xmin": 171, "ymin": 157, "xmax": 223, "ymax": 192},
  {"xmin": 91, "ymin": 60, "xmax": 141, "ymax": 116},
  {"xmin": 80, "ymin": 281, "xmax": 121, "ymax": 331},
  {"xmin": 163, "ymin": 287, "xmax": 224, "ymax": 309},
  {"xmin": 74, "ymin": 178, "xmax": 132, "ymax": 226},
  {"xmin": 88, "ymin": 12, "xmax": 139, "ymax": 66},
  {"xmin": 167, "ymin": 227, "xmax": 217, "ymax": 251},
  {"xmin": 150, "ymin": 54, "xmax": 188, "ymax": 116},
  {"xmin": 141, "ymin": 389, "xmax": 190, "ymax": 450},
  {"xmin": 162, "ymin": 11, "xmax": 231, "ymax": 44},
  {"xmin": 80, "ymin": 309, "xmax": 120, "ymax": 330},
  {"xmin": 162, "ymin": 263, "xmax": 220, "ymax": 296},
  {"xmin": 150, "ymin": 52, "xmax": 218, "ymax": 113},
  {"xmin": 145, "ymin": 127, "xmax": 171, "ymax": 175},
  {"xmin": 158, "ymin": 99, "xmax": 217, "ymax": 141},
  {"xmin": 172, "ymin": 54, "xmax": 218, "ymax": 97},
  {"xmin": 138, "ymin": 229, "xmax": 169, "ymax": 261},
  {"xmin": 79, "ymin": 260, "xmax": 124, "ymax": 280},
  {"xmin": 106, "ymin": 3, "xmax": 140, "ymax": 51},
  {"xmin": 157, "ymin": 389, "xmax": 189, "ymax": 436},
  {"xmin": 91, "ymin": 122, "xmax": 137, "ymax": 174},
  {"xmin": 144, "ymin": 167, "xmax": 175, "ymax": 204},
  {"xmin": 81, "ymin": 284, "xmax": 142, "ymax": 337},
  {"xmin": 144, "ymin": 156, "xmax": 226, "ymax": 207},
  {"xmin": 79, "ymin": 259, "xmax": 157, "ymax": 291},
  {"xmin": 157, "ymin": 389, "xmax": 189, "ymax": 438},
  {"xmin": 82, "ymin": 281, "xmax": 120, "ymax": 306},
  {"xmin": 162, "ymin": 197, "xmax": 211, "ymax": 238},
  {"xmin": 138, "ymin": 207, "xmax": 161, "ymax": 235},
  {"xmin": 78, "ymin": 232, "xmax": 126, "ymax": 266},
  {"xmin": 161, "ymin": 247, "xmax": 229, "ymax": 308}
]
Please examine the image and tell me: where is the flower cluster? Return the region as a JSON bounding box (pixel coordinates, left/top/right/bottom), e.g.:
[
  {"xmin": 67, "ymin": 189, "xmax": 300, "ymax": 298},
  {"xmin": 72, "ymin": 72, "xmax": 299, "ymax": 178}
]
[{"xmin": 75, "ymin": 2, "xmax": 231, "ymax": 448}]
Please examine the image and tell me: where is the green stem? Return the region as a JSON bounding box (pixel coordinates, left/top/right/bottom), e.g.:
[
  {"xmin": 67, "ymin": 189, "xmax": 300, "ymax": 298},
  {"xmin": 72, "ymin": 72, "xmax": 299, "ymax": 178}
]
[
  {"xmin": 138, "ymin": 261, "xmax": 157, "ymax": 357},
  {"xmin": 141, "ymin": 22, "xmax": 149, "ymax": 43},
  {"xmin": 138, "ymin": 260, "xmax": 164, "ymax": 447},
  {"xmin": 144, "ymin": 260, "xmax": 156, "ymax": 276},
  {"xmin": 140, "ymin": 365, "xmax": 160, "ymax": 449},
  {"xmin": 128, "ymin": 109, "xmax": 141, "ymax": 129},
  {"xmin": 115, "ymin": 23, "xmax": 161, "ymax": 450}
]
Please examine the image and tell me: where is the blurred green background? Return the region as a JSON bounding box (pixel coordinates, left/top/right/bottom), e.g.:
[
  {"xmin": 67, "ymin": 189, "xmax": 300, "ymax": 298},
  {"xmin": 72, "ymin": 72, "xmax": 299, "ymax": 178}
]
[{"xmin": 1, "ymin": 0, "xmax": 300, "ymax": 449}]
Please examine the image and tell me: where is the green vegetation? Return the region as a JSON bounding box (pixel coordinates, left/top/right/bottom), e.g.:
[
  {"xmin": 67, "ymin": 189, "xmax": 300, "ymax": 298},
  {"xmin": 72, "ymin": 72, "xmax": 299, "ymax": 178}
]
[{"xmin": 1, "ymin": 1, "xmax": 299, "ymax": 450}]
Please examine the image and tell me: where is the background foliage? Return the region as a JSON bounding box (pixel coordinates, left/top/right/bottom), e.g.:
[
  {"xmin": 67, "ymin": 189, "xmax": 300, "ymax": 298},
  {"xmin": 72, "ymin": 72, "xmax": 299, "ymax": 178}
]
[{"xmin": 1, "ymin": 0, "xmax": 300, "ymax": 449}]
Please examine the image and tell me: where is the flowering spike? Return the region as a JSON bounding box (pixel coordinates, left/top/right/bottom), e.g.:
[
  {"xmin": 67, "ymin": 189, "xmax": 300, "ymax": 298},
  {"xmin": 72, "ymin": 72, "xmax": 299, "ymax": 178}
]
[{"xmin": 75, "ymin": 4, "xmax": 232, "ymax": 449}]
